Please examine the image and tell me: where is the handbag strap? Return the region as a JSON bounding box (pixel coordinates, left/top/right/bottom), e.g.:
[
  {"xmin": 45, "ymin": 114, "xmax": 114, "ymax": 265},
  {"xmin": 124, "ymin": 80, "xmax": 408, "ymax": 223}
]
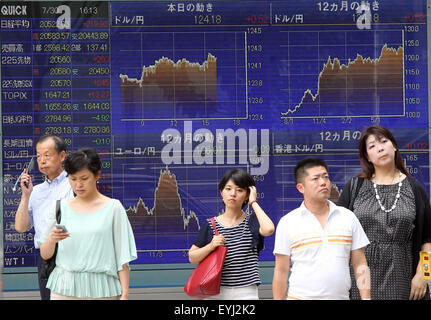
[
  {"xmin": 349, "ymin": 177, "xmax": 364, "ymax": 211},
  {"xmin": 55, "ymin": 199, "xmax": 61, "ymax": 224},
  {"xmin": 210, "ymin": 217, "xmax": 220, "ymax": 236}
]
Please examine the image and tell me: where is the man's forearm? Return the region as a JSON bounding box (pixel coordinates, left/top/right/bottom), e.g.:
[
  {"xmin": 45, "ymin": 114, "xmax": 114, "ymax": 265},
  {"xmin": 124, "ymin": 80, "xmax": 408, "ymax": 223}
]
[
  {"xmin": 351, "ymin": 248, "xmax": 371, "ymax": 300},
  {"xmin": 272, "ymin": 269, "xmax": 289, "ymax": 300},
  {"xmin": 15, "ymin": 196, "xmax": 31, "ymax": 233}
]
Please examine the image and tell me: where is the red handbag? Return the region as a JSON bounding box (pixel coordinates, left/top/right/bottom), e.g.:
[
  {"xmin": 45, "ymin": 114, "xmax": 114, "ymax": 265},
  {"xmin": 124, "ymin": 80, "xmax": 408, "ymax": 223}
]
[{"xmin": 184, "ymin": 217, "xmax": 228, "ymax": 298}]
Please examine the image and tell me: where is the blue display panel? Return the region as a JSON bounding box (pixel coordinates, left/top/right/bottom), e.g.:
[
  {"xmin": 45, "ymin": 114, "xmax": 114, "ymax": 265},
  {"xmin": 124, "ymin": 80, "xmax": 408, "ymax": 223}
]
[
  {"xmin": 1, "ymin": 0, "xmax": 429, "ymax": 268},
  {"xmin": 1, "ymin": 1, "xmax": 112, "ymax": 267}
]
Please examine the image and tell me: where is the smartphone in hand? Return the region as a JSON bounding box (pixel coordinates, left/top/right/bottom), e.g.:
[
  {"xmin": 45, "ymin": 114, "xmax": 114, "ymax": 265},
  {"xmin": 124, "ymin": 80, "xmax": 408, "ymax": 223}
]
[{"xmin": 55, "ymin": 224, "xmax": 68, "ymax": 233}]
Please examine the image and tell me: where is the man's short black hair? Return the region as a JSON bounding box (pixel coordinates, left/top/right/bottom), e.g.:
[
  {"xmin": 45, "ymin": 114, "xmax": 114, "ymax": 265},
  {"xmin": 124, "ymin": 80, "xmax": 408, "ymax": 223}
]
[
  {"xmin": 36, "ymin": 135, "xmax": 67, "ymax": 153},
  {"xmin": 294, "ymin": 157, "xmax": 329, "ymax": 184}
]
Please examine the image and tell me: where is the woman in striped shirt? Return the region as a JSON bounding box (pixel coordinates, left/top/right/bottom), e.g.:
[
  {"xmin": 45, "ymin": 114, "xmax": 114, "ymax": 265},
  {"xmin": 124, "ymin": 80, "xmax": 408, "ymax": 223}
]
[{"xmin": 188, "ymin": 168, "xmax": 275, "ymax": 300}]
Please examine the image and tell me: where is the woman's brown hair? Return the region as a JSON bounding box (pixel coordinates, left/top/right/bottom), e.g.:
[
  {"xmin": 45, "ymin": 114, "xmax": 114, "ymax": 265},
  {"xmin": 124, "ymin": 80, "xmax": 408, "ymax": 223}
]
[{"xmin": 357, "ymin": 125, "xmax": 409, "ymax": 179}]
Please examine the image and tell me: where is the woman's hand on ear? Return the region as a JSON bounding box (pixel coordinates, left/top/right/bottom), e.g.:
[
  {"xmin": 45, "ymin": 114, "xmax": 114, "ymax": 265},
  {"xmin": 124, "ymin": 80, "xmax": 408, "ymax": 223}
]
[{"xmin": 248, "ymin": 186, "xmax": 257, "ymax": 204}]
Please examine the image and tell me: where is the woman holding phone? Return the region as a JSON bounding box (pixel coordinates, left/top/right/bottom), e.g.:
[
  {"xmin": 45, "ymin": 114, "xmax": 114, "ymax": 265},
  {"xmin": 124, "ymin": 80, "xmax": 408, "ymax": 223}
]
[{"xmin": 40, "ymin": 148, "xmax": 137, "ymax": 300}]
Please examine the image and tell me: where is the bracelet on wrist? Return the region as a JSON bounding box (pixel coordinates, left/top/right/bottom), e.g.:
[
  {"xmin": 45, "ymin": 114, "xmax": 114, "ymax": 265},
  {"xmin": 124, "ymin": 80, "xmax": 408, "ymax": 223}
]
[{"xmin": 249, "ymin": 200, "xmax": 258, "ymax": 208}]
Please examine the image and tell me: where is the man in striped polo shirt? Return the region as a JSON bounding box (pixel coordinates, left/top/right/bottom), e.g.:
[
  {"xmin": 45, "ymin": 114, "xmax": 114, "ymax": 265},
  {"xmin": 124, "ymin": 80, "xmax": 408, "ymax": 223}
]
[{"xmin": 272, "ymin": 157, "xmax": 371, "ymax": 300}]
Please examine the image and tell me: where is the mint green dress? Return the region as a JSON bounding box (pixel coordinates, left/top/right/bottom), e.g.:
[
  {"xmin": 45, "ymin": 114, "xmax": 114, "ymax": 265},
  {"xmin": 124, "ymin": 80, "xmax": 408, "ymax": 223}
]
[{"xmin": 40, "ymin": 199, "xmax": 137, "ymax": 298}]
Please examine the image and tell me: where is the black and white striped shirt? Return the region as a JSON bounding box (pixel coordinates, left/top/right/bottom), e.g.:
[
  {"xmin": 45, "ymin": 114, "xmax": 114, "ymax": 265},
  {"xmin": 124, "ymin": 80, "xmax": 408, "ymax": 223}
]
[{"xmin": 210, "ymin": 212, "xmax": 261, "ymax": 287}]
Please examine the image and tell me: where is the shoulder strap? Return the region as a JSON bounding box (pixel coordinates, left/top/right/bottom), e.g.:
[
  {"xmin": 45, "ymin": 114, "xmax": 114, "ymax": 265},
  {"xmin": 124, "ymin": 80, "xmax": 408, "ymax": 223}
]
[
  {"xmin": 349, "ymin": 176, "xmax": 358, "ymax": 197},
  {"xmin": 55, "ymin": 200, "xmax": 61, "ymax": 224},
  {"xmin": 349, "ymin": 177, "xmax": 364, "ymax": 211},
  {"xmin": 210, "ymin": 217, "xmax": 219, "ymax": 235}
]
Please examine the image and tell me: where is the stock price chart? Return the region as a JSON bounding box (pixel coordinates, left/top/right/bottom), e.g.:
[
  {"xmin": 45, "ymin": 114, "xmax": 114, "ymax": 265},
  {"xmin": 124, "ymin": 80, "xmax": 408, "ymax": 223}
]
[{"xmin": 1, "ymin": 0, "xmax": 429, "ymax": 268}]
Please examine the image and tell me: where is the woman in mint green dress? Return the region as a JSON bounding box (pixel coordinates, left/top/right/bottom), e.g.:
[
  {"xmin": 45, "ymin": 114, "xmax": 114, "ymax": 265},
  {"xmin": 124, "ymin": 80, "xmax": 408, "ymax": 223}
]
[{"xmin": 40, "ymin": 148, "xmax": 137, "ymax": 300}]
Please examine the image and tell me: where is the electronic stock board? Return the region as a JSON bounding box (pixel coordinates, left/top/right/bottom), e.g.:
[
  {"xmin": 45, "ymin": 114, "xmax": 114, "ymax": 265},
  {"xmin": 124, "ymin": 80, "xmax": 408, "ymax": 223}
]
[{"xmin": 1, "ymin": 0, "xmax": 429, "ymax": 269}]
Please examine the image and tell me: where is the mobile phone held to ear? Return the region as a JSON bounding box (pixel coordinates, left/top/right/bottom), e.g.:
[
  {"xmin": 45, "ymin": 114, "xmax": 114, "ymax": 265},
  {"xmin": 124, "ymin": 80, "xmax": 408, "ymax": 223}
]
[{"xmin": 55, "ymin": 224, "xmax": 68, "ymax": 233}]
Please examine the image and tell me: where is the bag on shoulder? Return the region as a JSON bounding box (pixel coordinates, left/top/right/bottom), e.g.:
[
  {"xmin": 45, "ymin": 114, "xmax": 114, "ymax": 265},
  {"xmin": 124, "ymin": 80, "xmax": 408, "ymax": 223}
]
[
  {"xmin": 40, "ymin": 200, "xmax": 61, "ymax": 280},
  {"xmin": 184, "ymin": 217, "xmax": 228, "ymax": 298}
]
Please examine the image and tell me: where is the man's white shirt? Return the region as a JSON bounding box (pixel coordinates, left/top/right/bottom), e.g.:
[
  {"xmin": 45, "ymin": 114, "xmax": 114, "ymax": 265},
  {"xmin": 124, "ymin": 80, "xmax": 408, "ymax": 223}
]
[
  {"xmin": 273, "ymin": 200, "xmax": 370, "ymax": 300},
  {"xmin": 28, "ymin": 170, "xmax": 74, "ymax": 248}
]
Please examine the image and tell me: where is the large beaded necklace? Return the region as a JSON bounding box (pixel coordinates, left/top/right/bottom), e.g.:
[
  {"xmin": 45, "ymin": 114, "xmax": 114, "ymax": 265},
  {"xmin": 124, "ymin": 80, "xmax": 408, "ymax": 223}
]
[{"xmin": 372, "ymin": 170, "xmax": 402, "ymax": 213}]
